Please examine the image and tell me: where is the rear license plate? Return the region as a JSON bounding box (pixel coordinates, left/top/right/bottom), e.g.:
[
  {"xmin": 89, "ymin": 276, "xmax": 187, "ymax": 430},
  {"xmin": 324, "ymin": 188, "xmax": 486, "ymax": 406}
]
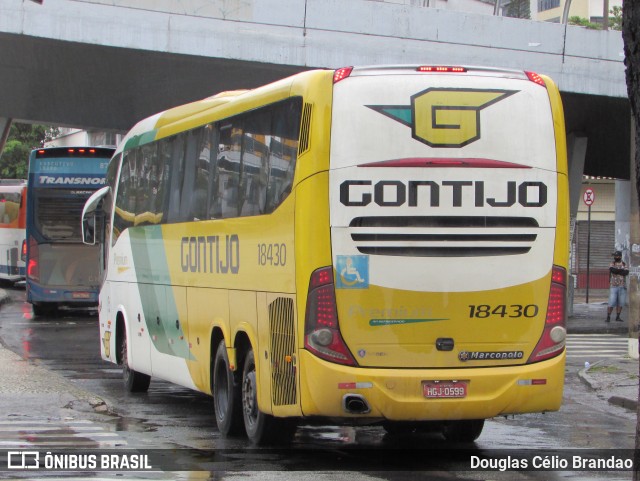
[
  {"xmin": 422, "ymin": 381, "xmax": 467, "ymax": 399},
  {"xmin": 72, "ymin": 292, "xmax": 91, "ymax": 299}
]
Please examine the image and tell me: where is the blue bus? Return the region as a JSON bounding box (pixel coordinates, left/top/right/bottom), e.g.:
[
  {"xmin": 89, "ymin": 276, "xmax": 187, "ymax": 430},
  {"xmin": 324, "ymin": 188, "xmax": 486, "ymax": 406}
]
[{"xmin": 26, "ymin": 147, "xmax": 113, "ymax": 316}]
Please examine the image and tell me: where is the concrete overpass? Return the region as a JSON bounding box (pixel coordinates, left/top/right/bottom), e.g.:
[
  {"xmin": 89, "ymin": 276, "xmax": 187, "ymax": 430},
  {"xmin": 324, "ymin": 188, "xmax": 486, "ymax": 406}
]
[{"xmin": 0, "ymin": 0, "xmax": 630, "ymax": 181}]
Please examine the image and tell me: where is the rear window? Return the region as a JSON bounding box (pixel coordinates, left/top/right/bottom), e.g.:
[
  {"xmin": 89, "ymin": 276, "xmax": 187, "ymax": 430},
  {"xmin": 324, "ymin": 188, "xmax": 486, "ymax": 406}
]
[{"xmin": 330, "ymin": 73, "xmax": 556, "ymax": 171}]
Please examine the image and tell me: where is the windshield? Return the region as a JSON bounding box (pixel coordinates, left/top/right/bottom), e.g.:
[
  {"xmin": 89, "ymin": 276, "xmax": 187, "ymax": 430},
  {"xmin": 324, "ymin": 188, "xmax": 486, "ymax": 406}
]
[{"xmin": 33, "ymin": 188, "xmax": 94, "ymax": 241}]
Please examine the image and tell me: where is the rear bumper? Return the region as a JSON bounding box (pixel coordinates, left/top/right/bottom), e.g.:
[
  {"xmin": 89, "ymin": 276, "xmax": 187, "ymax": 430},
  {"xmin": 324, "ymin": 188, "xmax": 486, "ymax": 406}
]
[
  {"xmin": 26, "ymin": 280, "xmax": 98, "ymax": 307},
  {"xmin": 298, "ymin": 349, "xmax": 565, "ymax": 420}
]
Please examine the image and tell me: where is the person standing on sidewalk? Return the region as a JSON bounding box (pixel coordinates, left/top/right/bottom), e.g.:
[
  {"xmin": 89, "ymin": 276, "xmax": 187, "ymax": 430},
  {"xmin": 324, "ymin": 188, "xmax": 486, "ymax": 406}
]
[{"xmin": 606, "ymin": 250, "xmax": 628, "ymax": 322}]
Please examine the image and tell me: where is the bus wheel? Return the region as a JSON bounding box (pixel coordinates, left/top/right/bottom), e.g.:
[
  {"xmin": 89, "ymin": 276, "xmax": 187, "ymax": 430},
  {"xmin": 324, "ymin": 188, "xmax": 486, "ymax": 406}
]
[
  {"xmin": 441, "ymin": 419, "xmax": 484, "ymax": 443},
  {"xmin": 120, "ymin": 333, "xmax": 150, "ymax": 393},
  {"xmin": 241, "ymin": 349, "xmax": 296, "ymax": 445},
  {"xmin": 213, "ymin": 340, "xmax": 243, "ymax": 436},
  {"xmin": 382, "ymin": 421, "xmax": 442, "ymax": 437},
  {"xmin": 32, "ymin": 303, "xmax": 57, "ymax": 317}
]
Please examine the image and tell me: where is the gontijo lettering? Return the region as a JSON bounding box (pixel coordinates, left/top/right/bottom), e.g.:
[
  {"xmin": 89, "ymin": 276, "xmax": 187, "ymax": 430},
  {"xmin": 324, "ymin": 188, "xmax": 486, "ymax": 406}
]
[
  {"xmin": 340, "ymin": 180, "xmax": 547, "ymax": 208},
  {"xmin": 181, "ymin": 235, "xmax": 239, "ymax": 274}
]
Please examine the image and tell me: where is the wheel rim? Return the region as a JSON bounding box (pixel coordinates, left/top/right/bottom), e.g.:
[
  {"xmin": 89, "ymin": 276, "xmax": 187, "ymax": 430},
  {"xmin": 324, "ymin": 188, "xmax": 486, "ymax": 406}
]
[{"xmin": 242, "ymin": 367, "xmax": 258, "ymax": 428}]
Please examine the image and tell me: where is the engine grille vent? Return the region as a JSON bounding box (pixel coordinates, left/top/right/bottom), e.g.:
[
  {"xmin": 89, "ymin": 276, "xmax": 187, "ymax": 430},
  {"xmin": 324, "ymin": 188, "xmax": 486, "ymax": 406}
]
[
  {"xmin": 348, "ymin": 216, "xmax": 539, "ymax": 257},
  {"xmin": 269, "ymin": 297, "xmax": 297, "ymax": 406}
]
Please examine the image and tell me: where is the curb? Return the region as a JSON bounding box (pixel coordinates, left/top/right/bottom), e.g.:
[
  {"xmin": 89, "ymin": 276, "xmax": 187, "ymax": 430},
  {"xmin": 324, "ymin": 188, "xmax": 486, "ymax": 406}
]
[
  {"xmin": 577, "ymin": 363, "xmax": 638, "ymax": 411},
  {"xmin": 608, "ymin": 396, "xmax": 638, "ymax": 411}
]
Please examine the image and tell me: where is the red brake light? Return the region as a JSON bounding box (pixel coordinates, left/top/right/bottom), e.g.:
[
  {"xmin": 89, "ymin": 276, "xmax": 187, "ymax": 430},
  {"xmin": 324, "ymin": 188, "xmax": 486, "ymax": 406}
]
[
  {"xmin": 417, "ymin": 66, "xmax": 467, "ymax": 73},
  {"xmin": 27, "ymin": 237, "xmax": 39, "ymax": 282},
  {"xmin": 333, "ymin": 67, "xmax": 353, "ymax": 84},
  {"xmin": 527, "ymin": 266, "xmax": 566, "ymax": 363},
  {"xmin": 304, "ymin": 267, "xmax": 357, "ymax": 366},
  {"xmin": 525, "ymin": 71, "xmax": 546, "ymax": 87}
]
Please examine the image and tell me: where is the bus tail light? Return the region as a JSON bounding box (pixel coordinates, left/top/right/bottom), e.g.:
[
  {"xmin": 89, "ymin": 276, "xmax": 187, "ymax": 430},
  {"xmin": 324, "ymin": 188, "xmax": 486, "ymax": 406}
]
[
  {"xmin": 27, "ymin": 237, "xmax": 39, "ymax": 282},
  {"xmin": 527, "ymin": 266, "xmax": 566, "ymax": 363},
  {"xmin": 525, "ymin": 71, "xmax": 546, "ymax": 87},
  {"xmin": 333, "ymin": 67, "xmax": 353, "ymax": 84},
  {"xmin": 417, "ymin": 66, "xmax": 467, "ymax": 73},
  {"xmin": 304, "ymin": 267, "xmax": 357, "ymax": 366}
]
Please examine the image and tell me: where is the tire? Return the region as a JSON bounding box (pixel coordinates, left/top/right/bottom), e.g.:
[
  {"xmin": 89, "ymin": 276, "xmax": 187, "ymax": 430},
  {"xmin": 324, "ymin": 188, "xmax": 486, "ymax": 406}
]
[
  {"xmin": 441, "ymin": 419, "xmax": 484, "ymax": 443},
  {"xmin": 241, "ymin": 349, "xmax": 296, "ymax": 445},
  {"xmin": 382, "ymin": 421, "xmax": 442, "ymax": 436},
  {"xmin": 32, "ymin": 304, "xmax": 46, "ymax": 317},
  {"xmin": 32, "ymin": 303, "xmax": 58, "ymax": 317},
  {"xmin": 121, "ymin": 332, "xmax": 150, "ymax": 393},
  {"xmin": 213, "ymin": 340, "xmax": 243, "ymax": 436}
]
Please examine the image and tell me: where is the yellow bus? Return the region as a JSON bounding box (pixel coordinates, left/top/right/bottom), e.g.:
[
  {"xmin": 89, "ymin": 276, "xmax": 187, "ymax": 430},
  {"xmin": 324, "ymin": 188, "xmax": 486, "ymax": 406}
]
[{"xmin": 84, "ymin": 65, "xmax": 569, "ymax": 445}]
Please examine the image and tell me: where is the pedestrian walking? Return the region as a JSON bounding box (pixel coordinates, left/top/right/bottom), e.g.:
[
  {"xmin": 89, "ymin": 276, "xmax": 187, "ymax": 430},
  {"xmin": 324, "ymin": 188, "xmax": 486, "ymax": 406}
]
[{"xmin": 606, "ymin": 250, "xmax": 628, "ymax": 322}]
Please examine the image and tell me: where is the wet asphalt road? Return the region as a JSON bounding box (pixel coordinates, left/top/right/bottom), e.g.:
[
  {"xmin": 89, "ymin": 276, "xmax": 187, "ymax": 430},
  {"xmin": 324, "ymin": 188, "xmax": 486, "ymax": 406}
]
[{"xmin": 0, "ymin": 284, "xmax": 635, "ymax": 480}]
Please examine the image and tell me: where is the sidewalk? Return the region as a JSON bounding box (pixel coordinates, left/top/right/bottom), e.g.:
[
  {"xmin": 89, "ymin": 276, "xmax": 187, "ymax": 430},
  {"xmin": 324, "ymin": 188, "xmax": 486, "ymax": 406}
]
[
  {"xmin": 569, "ymin": 288, "xmax": 638, "ymax": 411},
  {"xmin": 0, "ymin": 288, "xmax": 107, "ymax": 420},
  {"xmin": 568, "ymin": 288, "xmax": 629, "ymax": 335}
]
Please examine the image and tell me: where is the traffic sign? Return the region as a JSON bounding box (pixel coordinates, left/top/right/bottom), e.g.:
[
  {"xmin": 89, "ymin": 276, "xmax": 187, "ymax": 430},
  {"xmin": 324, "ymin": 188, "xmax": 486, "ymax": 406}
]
[{"xmin": 583, "ymin": 188, "xmax": 595, "ymax": 206}]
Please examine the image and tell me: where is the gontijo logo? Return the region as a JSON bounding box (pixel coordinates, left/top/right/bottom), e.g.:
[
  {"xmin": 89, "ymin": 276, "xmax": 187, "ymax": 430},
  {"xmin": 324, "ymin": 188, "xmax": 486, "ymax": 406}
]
[{"xmin": 368, "ymin": 88, "xmax": 517, "ymax": 148}]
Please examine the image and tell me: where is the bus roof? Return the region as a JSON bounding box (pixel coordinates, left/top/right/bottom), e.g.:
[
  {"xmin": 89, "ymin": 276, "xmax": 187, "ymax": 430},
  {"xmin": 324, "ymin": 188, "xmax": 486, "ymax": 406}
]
[
  {"xmin": 115, "ymin": 64, "xmax": 550, "ymax": 155},
  {"xmin": 116, "ymin": 69, "xmax": 326, "ymax": 153},
  {"xmin": 31, "ymin": 147, "xmax": 115, "ymax": 158}
]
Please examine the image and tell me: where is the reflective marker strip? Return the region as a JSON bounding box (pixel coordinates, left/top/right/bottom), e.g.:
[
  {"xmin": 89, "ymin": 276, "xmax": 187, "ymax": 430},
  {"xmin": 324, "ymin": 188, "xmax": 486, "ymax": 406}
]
[
  {"xmin": 338, "ymin": 382, "xmax": 373, "ymax": 389},
  {"xmin": 517, "ymin": 379, "xmax": 547, "ymax": 385}
]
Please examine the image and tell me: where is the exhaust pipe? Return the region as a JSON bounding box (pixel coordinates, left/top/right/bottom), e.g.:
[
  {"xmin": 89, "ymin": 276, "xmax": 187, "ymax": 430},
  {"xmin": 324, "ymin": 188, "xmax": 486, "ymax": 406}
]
[{"xmin": 342, "ymin": 394, "xmax": 371, "ymax": 414}]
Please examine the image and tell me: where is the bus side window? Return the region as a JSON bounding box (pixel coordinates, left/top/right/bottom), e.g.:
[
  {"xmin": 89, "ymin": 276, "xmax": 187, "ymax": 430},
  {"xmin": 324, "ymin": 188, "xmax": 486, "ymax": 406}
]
[
  {"xmin": 135, "ymin": 143, "xmax": 158, "ymax": 226},
  {"xmin": 191, "ymin": 124, "xmax": 214, "ymax": 221},
  {"xmin": 204, "ymin": 123, "xmax": 220, "ymax": 220},
  {"xmin": 241, "ymin": 109, "xmax": 271, "ymax": 217},
  {"xmin": 167, "ymin": 134, "xmax": 186, "ymax": 224},
  {"xmin": 216, "ymin": 123, "xmax": 242, "ymax": 219},
  {"xmin": 106, "ymin": 154, "xmax": 120, "ymax": 247},
  {"xmin": 179, "ymin": 128, "xmax": 200, "ymax": 222},
  {"xmin": 113, "ymin": 151, "xmax": 134, "ymax": 241},
  {"xmin": 153, "ymin": 140, "xmax": 171, "ymax": 224},
  {"xmin": 265, "ymin": 98, "xmax": 302, "ymax": 213}
]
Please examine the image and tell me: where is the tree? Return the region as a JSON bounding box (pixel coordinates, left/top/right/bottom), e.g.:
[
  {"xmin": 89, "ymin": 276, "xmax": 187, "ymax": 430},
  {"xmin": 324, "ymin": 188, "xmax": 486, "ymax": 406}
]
[
  {"xmin": 568, "ymin": 16, "xmax": 603, "ymax": 30},
  {"xmin": 610, "ymin": 5, "xmax": 623, "ymax": 31},
  {"xmin": 621, "ymin": 2, "xmax": 640, "ymax": 480},
  {"xmin": 568, "ymin": 7, "xmax": 622, "ymax": 31},
  {"xmin": 0, "ymin": 123, "xmax": 58, "ymax": 179},
  {"xmin": 504, "ymin": 0, "xmax": 530, "ymax": 19}
]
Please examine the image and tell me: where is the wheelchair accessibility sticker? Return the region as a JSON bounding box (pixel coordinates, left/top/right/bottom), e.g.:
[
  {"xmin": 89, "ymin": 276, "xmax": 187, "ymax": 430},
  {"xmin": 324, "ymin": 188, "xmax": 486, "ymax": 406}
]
[{"xmin": 336, "ymin": 255, "xmax": 369, "ymax": 289}]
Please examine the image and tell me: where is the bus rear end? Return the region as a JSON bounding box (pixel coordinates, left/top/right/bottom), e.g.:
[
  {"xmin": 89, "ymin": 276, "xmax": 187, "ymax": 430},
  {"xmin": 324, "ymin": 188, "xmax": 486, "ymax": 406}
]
[
  {"xmin": 26, "ymin": 147, "xmax": 114, "ymax": 316},
  {"xmin": 300, "ymin": 66, "xmax": 568, "ymax": 438}
]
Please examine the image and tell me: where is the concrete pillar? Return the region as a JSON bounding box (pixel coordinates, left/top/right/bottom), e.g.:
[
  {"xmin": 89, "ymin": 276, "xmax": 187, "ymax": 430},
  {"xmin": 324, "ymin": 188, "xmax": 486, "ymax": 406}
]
[
  {"xmin": 567, "ymin": 133, "xmax": 588, "ymax": 221},
  {"xmin": 615, "ymin": 180, "xmax": 631, "ymax": 256},
  {"xmin": 628, "ymin": 116, "xmax": 639, "ymax": 359},
  {"xmin": 566, "ymin": 133, "xmax": 588, "ymax": 314}
]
